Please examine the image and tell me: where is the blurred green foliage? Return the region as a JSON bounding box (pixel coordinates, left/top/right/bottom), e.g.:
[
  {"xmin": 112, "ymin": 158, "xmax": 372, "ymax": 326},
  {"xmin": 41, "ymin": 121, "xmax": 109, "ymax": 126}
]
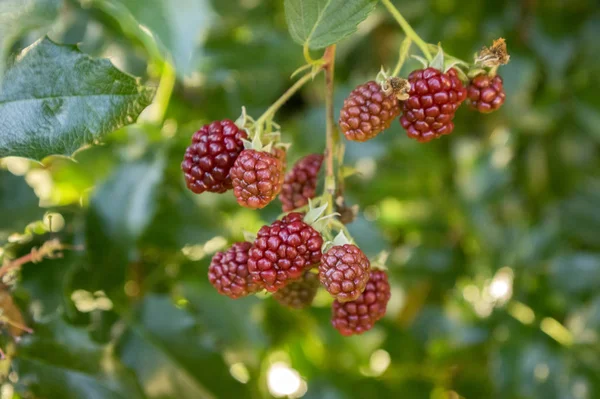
[{"xmin": 1, "ymin": 0, "xmax": 600, "ymax": 398}]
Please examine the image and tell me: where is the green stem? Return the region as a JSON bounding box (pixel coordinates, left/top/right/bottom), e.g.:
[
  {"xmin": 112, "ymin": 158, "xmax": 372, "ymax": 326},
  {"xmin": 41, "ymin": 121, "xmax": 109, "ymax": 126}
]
[
  {"xmin": 152, "ymin": 62, "xmax": 176, "ymax": 123},
  {"xmin": 256, "ymin": 71, "xmax": 316, "ymax": 128},
  {"xmin": 392, "ymin": 36, "xmax": 412, "ymax": 76},
  {"xmin": 380, "ymin": 0, "xmax": 432, "ymax": 61},
  {"xmin": 323, "ymin": 45, "xmax": 337, "ymax": 214}
]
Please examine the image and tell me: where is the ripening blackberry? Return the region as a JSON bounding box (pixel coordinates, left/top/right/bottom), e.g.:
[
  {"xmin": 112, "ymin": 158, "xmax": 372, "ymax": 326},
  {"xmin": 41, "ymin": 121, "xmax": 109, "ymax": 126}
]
[{"xmin": 181, "ymin": 119, "xmax": 247, "ymax": 193}]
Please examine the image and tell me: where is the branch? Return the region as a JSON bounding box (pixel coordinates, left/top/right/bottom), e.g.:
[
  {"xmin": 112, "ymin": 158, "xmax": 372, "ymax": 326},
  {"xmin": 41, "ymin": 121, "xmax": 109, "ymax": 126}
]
[
  {"xmin": 323, "ymin": 45, "xmax": 337, "ymax": 214},
  {"xmin": 0, "ymin": 239, "xmax": 83, "ymax": 278}
]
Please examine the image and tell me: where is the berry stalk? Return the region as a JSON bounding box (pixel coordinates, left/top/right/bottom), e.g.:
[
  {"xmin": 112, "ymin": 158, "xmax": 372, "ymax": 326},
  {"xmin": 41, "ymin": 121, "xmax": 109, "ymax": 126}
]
[
  {"xmin": 380, "ymin": 0, "xmax": 432, "ymax": 61},
  {"xmin": 255, "ymin": 70, "xmax": 317, "ymax": 129},
  {"xmin": 392, "ymin": 36, "xmax": 412, "ymax": 76}
]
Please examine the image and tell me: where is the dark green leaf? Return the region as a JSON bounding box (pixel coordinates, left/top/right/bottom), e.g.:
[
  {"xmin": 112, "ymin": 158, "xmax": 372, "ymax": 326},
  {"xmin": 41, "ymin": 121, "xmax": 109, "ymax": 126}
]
[
  {"xmin": 0, "ymin": 37, "xmax": 155, "ymax": 160},
  {"xmin": 116, "ymin": 295, "xmax": 250, "ymax": 399},
  {"xmin": 284, "ymin": 0, "xmax": 377, "ymax": 49}
]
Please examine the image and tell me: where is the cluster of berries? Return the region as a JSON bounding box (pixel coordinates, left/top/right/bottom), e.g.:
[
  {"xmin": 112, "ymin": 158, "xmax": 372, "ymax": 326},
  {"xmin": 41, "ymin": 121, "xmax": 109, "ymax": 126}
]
[
  {"xmin": 183, "ymin": 132, "xmax": 390, "ymax": 335},
  {"xmin": 207, "ymin": 212, "xmax": 390, "ymax": 336},
  {"xmin": 339, "ymin": 42, "xmax": 508, "ymax": 143}
]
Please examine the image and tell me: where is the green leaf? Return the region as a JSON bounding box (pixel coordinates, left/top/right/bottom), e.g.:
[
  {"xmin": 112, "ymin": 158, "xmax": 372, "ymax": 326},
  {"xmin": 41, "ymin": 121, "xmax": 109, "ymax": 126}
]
[
  {"xmin": 0, "ymin": 0, "xmax": 60, "ymax": 77},
  {"xmin": 0, "ymin": 170, "xmax": 43, "ymax": 242},
  {"xmin": 116, "ymin": 295, "xmax": 250, "ymax": 399},
  {"xmin": 14, "ymin": 316, "xmax": 146, "ymax": 399},
  {"xmin": 85, "ymin": 152, "xmax": 165, "ymax": 292},
  {"xmin": 93, "ymin": 0, "xmax": 214, "ymax": 75},
  {"xmin": 284, "ymin": 0, "xmax": 377, "ymax": 49},
  {"xmin": 0, "ymin": 37, "xmax": 155, "ymax": 161}
]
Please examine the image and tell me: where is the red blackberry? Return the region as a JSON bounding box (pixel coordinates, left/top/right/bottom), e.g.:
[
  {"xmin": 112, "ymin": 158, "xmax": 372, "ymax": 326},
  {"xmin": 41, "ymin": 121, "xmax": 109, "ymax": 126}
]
[
  {"xmin": 339, "ymin": 81, "xmax": 401, "ymax": 142},
  {"xmin": 319, "ymin": 244, "xmax": 370, "ymax": 302},
  {"xmin": 331, "ymin": 269, "xmax": 391, "ymax": 336},
  {"xmin": 248, "ymin": 212, "xmax": 323, "ymax": 292},
  {"xmin": 467, "ymin": 74, "xmax": 505, "ymax": 113},
  {"xmin": 273, "ymin": 271, "xmax": 319, "ymax": 309},
  {"xmin": 181, "ymin": 119, "xmax": 247, "ymax": 194},
  {"xmin": 400, "ymin": 68, "xmax": 467, "ymax": 142},
  {"xmin": 208, "ymin": 242, "xmax": 261, "ymax": 299},
  {"xmin": 279, "ymin": 154, "xmax": 324, "ymax": 212},
  {"xmin": 230, "ymin": 149, "xmax": 284, "ymax": 209}
]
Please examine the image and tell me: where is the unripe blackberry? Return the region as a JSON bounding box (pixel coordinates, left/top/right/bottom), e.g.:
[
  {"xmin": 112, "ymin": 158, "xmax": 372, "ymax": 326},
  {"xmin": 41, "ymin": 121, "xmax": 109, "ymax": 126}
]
[
  {"xmin": 181, "ymin": 119, "xmax": 247, "ymax": 193},
  {"xmin": 230, "ymin": 149, "xmax": 284, "ymax": 209},
  {"xmin": 273, "ymin": 271, "xmax": 319, "ymax": 309},
  {"xmin": 248, "ymin": 212, "xmax": 323, "ymax": 292},
  {"xmin": 279, "ymin": 154, "xmax": 324, "ymax": 212},
  {"xmin": 208, "ymin": 242, "xmax": 261, "ymax": 299},
  {"xmin": 319, "ymin": 244, "xmax": 370, "ymax": 302},
  {"xmin": 467, "ymin": 74, "xmax": 505, "ymax": 113},
  {"xmin": 331, "ymin": 269, "xmax": 391, "ymax": 336},
  {"xmin": 400, "ymin": 68, "xmax": 467, "ymax": 142},
  {"xmin": 339, "ymin": 81, "xmax": 401, "ymax": 142}
]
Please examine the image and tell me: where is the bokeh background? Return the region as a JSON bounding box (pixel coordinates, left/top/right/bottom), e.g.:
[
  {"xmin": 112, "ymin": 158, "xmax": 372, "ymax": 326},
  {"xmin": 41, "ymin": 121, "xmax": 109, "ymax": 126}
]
[{"xmin": 1, "ymin": 0, "xmax": 600, "ymax": 398}]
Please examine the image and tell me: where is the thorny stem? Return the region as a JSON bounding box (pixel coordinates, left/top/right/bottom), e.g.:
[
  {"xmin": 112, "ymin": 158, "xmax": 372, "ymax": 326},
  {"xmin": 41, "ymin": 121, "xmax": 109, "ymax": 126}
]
[
  {"xmin": 323, "ymin": 45, "xmax": 337, "ymax": 215},
  {"xmin": 0, "ymin": 239, "xmax": 82, "ymax": 278},
  {"xmin": 255, "ymin": 71, "xmax": 318, "ymax": 128},
  {"xmin": 380, "ymin": 0, "xmax": 432, "ymax": 61}
]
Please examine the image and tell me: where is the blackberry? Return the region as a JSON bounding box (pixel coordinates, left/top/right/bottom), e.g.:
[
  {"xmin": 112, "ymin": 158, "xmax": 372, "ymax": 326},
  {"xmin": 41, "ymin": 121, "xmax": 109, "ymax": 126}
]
[
  {"xmin": 273, "ymin": 271, "xmax": 319, "ymax": 309},
  {"xmin": 339, "ymin": 81, "xmax": 401, "ymax": 142},
  {"xmin": 208, "ymin": 242, "xmax": 261, "ymax": 299},
  {"xmin": 279, "ymin": 154, "xmax": 324, "ymax": 212},
  {"xmin": 181, "ymin": 119, "xmax": 247, "ymax": 193},
  {"xmin": 248, "ymin": 212, "xmax": 323, "ymax": 292},
  {"xmin": 467, "ymin": 74, "xmax": 505, "ymax": 113},
  {"xmin": 230, "ymin": 149, "xmax": 284, "ymax": 209},
  {"xmin": 400, "ymin": 68, "xmax": 467, "ymax": 142},
  {"xmin": 331, "ymin": 269, "xmax": 391, "ymax": 336},
  {"xmin": 319, "ymin": 244, "xmax": 370, "ymax": 302}
]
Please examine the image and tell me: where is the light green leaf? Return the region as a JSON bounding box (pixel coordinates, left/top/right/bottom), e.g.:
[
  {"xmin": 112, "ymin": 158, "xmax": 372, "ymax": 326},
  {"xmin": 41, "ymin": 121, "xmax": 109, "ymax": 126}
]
[
  {"xmin": 284, "ymin": 0, "xmax": 377, "ymax": 49},
  {"xmin": 116, "ymin": 295, "xmax": 250, "ymax": 399},
  {"xmin": 0, "ymin": 0, "xmax": 60, "ymax": 77},
  {"xmin": 0, "ymin": 37, "xmax": 155, "ymax": 161},
  {"xmin": 14, "ymin": 317, "xmax": 146, "ymax": 399},
  {"xmin": 93, "ymin": 0, "xmax": 213, "ymax": 75}
]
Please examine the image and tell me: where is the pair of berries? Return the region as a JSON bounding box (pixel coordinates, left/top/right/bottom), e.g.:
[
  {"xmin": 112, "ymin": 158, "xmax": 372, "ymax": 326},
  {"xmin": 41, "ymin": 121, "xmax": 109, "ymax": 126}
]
[
  {"xmin": 339, "ymin": 68, "xmax": 505, "ymax": 143},
  {"xmin": 182, "ymin": 120, "xmax": 284, "ymax": 209},
  {"xmin": 208, "ymin": 212, "xmax": 323, "ymax": 297}
]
